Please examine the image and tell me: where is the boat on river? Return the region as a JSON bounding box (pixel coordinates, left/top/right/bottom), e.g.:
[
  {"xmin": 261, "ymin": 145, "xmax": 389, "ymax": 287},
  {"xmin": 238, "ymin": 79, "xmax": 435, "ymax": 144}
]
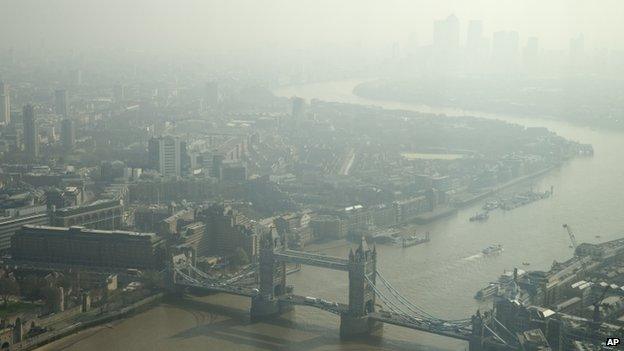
[
  {"xmin": 482, "ymin": 244, "xmax": 504, "ymax": 255},
  {"xmin": 470, "ymin": 212, "xmax": 489, "ymax": 222},
  {"xmin": 399, "ymin": 232, "xmax": 430, "ymax": 248},
  {"xmin": 475, "ymin": 282, "xmax": 499, "ymax": 300}
]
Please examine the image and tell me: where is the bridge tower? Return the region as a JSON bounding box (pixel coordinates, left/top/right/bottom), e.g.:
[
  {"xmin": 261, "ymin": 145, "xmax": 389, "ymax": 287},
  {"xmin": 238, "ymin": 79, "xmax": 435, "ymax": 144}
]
[
  {"xmin": 469, "ymin": 311, "xmax": 485, "ymax": 351},
  {"xmin": 250, "ymin": 231, "xmax": 292, "ymax": 320},
  {"xmin": 340, "ymin": 238, "xmax": 382, "ymax": 338}
]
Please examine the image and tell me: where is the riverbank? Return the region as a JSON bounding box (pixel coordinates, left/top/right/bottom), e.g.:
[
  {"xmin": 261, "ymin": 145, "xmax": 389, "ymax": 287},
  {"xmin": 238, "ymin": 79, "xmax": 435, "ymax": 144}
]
[
  {"xmin": 352, "ymin": 78, "xmax": 624, "ymax": 132},
  {"xmin": 24, "ymin": 293, "xmax": 164, "ymax": 351},
  {"xmin": 454, "ymin": 166, "xmax": 557, "ymax": 208}
]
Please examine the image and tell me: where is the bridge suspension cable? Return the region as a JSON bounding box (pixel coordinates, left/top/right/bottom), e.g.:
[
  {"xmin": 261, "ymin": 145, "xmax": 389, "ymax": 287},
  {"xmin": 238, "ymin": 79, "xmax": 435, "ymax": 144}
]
[{"xmin": 372, "ymin": 270, "xmax": 472, "ymax": 325}]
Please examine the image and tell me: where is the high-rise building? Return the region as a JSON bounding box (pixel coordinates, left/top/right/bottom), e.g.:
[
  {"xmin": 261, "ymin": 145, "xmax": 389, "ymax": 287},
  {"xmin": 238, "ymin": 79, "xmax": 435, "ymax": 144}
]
[
  {"xmin": 55, "ymin": 89, "xmax": 68, "ymax": 117},
  {"xmin": 61, "ymin": 118, "xmax": 75, "ymax": 151},
  {"xmin": 0, "ymin": 82, "xmax": 10, "ymax": 125},
  {"xmin": 22, "ymin": 104, "xmax": 39, "ymax": 159},
  {"xmin": 148, "ymin": 136, "xmax": 184, "ymax": 177},
  {"xmin": 433, "ymin": 15, "xmax": 460, "ymax": 50}
]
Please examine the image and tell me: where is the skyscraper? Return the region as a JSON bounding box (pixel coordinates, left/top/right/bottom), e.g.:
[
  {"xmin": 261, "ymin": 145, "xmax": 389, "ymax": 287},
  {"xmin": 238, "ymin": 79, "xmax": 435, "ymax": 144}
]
[
  {"xmin": 61, "ymin": 118, "xmax": 75, "ymax": 151},
  {"xmin": 148, "ymin": 136, "xmax": 183, "ymax": 177},
  {"xmin": 55, "ymin": 89, "xmax": 68, "ymax": 117},
  {"xmin": 0, "ymin": 82, "xmax": 9, "ymax": 125},
  {"xmin": 466, "ymin": 20, "xmax": 483, "ymax": 50},
  {"xmin": 23, "ymin": 104, "xmax": 39, "ymax": 159},
  {"xmin": 433, "ymin": 15, "xmax": 460, "ymax": 50}
]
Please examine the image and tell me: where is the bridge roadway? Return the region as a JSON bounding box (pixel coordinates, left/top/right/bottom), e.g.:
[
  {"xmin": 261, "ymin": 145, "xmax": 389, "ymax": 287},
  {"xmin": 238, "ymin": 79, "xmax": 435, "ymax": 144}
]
[
  {"xmin": 273, "ymin": 250, "xmax": 349, "ymax": 271},
  {"xmin": 368, "ymin": 311, "xmax": 472, "ymax": 341},
  {"xmin": 277, "ymin": 294, "xmax": 348, "ymax": 315},
  {"xmin": 175, "ymin": 280, "xmax": 255, "ymax": 297}
]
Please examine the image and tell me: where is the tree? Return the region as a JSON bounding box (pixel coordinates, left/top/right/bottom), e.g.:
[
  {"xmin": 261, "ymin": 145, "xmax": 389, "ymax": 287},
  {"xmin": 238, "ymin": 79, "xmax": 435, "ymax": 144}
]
[
  {"xmin": 20, "ymin": 275, "xmax": 46, "ymax": 302},
  {"xmin": 41, "ymin": 286, "xmax": 62, "ymax": 312},
  {"xmin": 231, "ymin": 247, "xmax": 250, "ymax": 268},
  {"xmin": 0, "ymin": 278, "xmax": 20, "ymax": 307}
]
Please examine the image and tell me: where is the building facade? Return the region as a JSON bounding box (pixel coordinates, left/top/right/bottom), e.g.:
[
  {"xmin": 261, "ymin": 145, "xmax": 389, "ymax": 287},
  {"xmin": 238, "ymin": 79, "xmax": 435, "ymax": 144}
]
[
  {"xmin": 54, "ymin": 89, "xmax": 68, "ymax": 117},
  {"xmin": 11, "ymin": 225, "xmax": 164, "ymax": 270},
  {"xmin": 22, "ymin": 104, "xmax": 38, "ymax": 159},
  {"xmin": 0, "ymin": 82, "xmax": 9, "ymax": 125},
  {"xmin": 60, "ymin": 118, "xmax": 75, "ymax": 150},
  {"xmin": 0, "ymin": 211, "xmax": 49, "ymax": 253},
  {"xmin": 148, "ymin": 136, "xmax": 184, "ymax": 177},
  {"xmin": 50, "ymin": 199, "xmax": 123, "ymax": 230}
]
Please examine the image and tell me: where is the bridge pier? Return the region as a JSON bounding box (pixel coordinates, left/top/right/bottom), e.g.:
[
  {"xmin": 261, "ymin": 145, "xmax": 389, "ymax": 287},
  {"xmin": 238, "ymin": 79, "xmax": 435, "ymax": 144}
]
[
  {"xmin": 250, "ymin": 296, "xmax": 294, "ymax": 321},
  {"xmin": 339, "ymin": 314, "xmax": 382, "ymax": 339}
]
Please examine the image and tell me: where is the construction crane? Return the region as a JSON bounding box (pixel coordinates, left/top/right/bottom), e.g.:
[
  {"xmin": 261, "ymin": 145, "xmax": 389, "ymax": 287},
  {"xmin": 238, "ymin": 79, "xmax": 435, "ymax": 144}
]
[
  {"xmin": 562, "ymin": 224, "xmax": 578, "ymax": 252},
  {"xmin": 563, "ymin": 224, "xmax": 589, "ymax": 274}
]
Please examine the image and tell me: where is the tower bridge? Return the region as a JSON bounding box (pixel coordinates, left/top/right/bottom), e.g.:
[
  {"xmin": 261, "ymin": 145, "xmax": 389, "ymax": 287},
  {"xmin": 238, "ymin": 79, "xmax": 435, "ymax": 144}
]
[{"xmin": 169, "ymin": 235, "xmax": 513, "ymax": 350}]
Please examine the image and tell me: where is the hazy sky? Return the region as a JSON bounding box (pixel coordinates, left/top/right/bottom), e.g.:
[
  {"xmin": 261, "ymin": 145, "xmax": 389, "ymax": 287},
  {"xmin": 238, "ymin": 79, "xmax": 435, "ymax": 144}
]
[{"xmin": 3, "ymin": 0, "xmax": 622, "ymax": 53}]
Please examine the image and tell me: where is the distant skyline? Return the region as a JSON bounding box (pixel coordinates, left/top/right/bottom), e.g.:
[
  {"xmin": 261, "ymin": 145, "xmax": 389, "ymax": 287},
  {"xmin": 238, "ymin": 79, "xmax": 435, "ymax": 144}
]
[{"xmin": 2, "ymin": 0, "xmax": 623, "ymax": 53}]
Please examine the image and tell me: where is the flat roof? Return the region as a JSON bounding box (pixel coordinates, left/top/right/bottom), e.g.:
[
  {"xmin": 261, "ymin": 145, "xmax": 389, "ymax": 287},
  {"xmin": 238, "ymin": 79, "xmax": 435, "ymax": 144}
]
[{"xmin": 20, "ymin": 225, "xmax": 157, "ymax": 239}]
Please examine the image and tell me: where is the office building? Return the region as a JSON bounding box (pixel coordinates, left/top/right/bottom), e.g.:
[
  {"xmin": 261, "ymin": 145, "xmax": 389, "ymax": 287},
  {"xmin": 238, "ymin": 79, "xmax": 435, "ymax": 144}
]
[
  {"xmin": 12, "ymin": 225, "xmax": 164, "ymax": 270},
  {"xmin": 22, "ymin": 104, "xmax": 39, "ymax": 159},
  {"xmin": 0, "ymin": 82, "xmax": 9, "ymax": 125},
  {"xmin": 148, "ymin": 136, "xmax": 184, "ymax": 177},
  {"xmin": 433, "ymin": 15, "xmax": 460, "ymax": 50},
  {"xmin": 61, "ymin": 118, "xmax": 75, "ymax": 150},
  {"xmin": 466, "ymin": 20, "xmax": 483, "ymax": 50},
  {"xmin": 0, "ymin": 210, "xmax": 49, "ymax": 253},
  {"xmin": 50, "ymin": 199, "xmax": 123, "ymax": 230},
  {"xmin": 55, "ymin": 89, "xmax": 68, "ymax": 117},
  {"xmin": 220, "ymin": 163, "xmax": 247, "ymax": 182}
]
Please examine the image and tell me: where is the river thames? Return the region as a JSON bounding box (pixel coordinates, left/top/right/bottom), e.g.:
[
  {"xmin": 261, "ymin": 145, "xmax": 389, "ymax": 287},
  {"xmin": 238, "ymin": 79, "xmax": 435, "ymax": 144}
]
[{"xmin": 38, "ymin": 80, "xmax": 624, "ymax": 351}]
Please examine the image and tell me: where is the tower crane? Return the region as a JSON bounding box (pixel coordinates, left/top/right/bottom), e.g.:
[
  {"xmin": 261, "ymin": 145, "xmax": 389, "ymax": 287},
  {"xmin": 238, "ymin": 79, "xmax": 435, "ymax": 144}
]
[
  {"xmin": 563, "ymin": 224, "xmax": 588, "ymax": 273},
  {"xmin": 562, "ymin": 224, "xmax": 578, "ymax": 252}
]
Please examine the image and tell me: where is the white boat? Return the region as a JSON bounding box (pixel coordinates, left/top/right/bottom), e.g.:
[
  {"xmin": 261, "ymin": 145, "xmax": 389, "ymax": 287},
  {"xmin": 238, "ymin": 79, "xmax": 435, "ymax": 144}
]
[{"xmin": 482, "ymin": 244, "xmax": 504, "ymax": 255}]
